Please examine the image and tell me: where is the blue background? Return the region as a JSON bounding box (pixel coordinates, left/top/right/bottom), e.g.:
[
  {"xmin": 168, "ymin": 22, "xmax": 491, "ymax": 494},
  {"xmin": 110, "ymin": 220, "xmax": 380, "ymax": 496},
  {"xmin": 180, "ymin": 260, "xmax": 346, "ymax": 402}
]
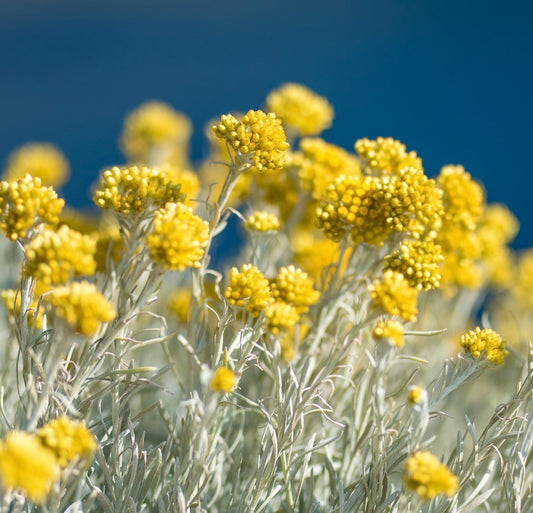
[{"xmin": 1, "ymin": 0, "xmax": 531, "ymax": 247}]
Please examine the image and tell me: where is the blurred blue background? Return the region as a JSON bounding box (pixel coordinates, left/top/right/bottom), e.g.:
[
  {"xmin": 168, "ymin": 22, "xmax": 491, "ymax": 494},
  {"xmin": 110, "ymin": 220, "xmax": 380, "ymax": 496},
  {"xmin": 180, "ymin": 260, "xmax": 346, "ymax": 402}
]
[{"xmin": 0, "ymin": 0, "xmax": 531, "ymax": 247}]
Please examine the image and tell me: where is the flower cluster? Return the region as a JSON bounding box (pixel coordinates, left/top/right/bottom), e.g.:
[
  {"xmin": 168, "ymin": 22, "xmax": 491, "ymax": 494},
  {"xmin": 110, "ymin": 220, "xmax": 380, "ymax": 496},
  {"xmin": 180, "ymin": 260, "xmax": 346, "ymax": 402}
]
[
  {"xmin": 245, "ymin": 211, "xmax": 281, "ymax": 232},
  {"xmin": 24, "ymin": 225, "xmax": 96, "ymax": 285},
  {"xmin": 404, "ymin": 451, "xmax": 459, "ymax": 500},
  {"xmin": 460, "ymin": 327, "xmax": 508, "ymax": 365},
  {"xmin": 355, "ymin": 137, "xmax": 422, "ymax": 174},
  {"xmin": 146, "ymin": 202, "xmax": 209, "ymax": 271},
  {"xmin": 93, "ymin": 165, "xmax": 185, "ymax": 216},
  {"xmin": 265, "ymin": 300, "xmax": 300, "ymax": 335},
  {"xmin": 212, "ymin": 110, "xmax": 289, "ymax": 172},
  {"xmin": 265, "ymin": 83, "xmax": 334, "ymax": 137},
  {"xmin": 0, "ymin": 174, "xmax": 64, "ymax": 240},
  {"xmin": 224, "ymin": 264, "xmax": 272, "ymax": 317},
  {"xmin": 3, "ymin": 143, "xmax": 70, "ymax": 187},
  {"xmin": 383, "ymin": 239, "xmax": 443, "ymax": 291},
  {"xmin": 372, "ymin": 319, "xmax": 404, "ymax": 348},
  {"xmin": 210, "ymin": 367, "xmax": 236, "ymax": 393},
  {"xmin": 1, "ymin": 280, "xmax": 50, "ymax": 329},
  {"xmin": 44, "ymin": 281, "xmax": 117, "ymax": 335},
  {"xmin": 160, "ymin": 165, "xmax": 200, "ymax": 205},
  {"xmin": 369, "ymin": 270, "xmax": 419, "ymax": 322},
  {"xmin": 270, "ymin": 265, "xmax": 320, "ymax": 314}
]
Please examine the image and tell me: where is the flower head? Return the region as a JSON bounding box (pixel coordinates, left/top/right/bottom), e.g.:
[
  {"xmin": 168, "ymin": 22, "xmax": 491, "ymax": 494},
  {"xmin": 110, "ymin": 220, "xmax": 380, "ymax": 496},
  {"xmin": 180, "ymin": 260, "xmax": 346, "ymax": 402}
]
[
  {"xmin": 369, "ymin": 270, "xmax": 419, "ymax": 322},
  {"xmin": 93, "ymin": 165, "xmax": 185, "ymax": 216},
  {"xmin": 3, "ymin": 143, "xmax": 70, "ymax": 188},
  {"xmin": 0, "ymin": 174, "xmax": 64, "ymax": 241},
  {"xmin": 407, "ymin": 386, "xmax": 425, "ymax": 405},
  {"xmin": 271, "ymin": 266, "xmax": 320, "ymax": 314},
  {"xmin": 225, "ymin": 264, "xmax": 272, "ymax": 317},
  {"xmin": 44, "ymin": 281, "xmax": 117, "ymax": 335},
  {"xmin": 210, "ymin": 367, "xmax": 236, "ymax": 393},
  {"xmin": 160, "ymin": 165, "xmax": 200, "ymax": 206},
  {"xmin": 265, "ymin": 83, "xmax": 334, "ymax": 136},
  {"xmin": 1, "ymin": 281, "xmax": 50, "ymax": 329},
  {"xmin": 0, "ymin": 431, "xmax": 59, "ymax": 504},
  {"xmin": 245, "ymin": 211, "xmax": 281, "ymax": 232},
  {"xmin": 373, "ymin": 319, "xmax": 404, "ymax": 348},
  {"xmin": 404, "ymin": 450, "xmax": 459, "ymax": 500},
  {"xmin": 460, "ymin": 327, "xmax": 508, "ymax": 365},
  {"xmin": 265, "ymin": 301, "xmax": 300, "ymax": 335},
  {"xmin": 146, "ymin": 202, "xmax": 209, "ymax": 271},
  {"xmin": 355, "ymin": 137, "xmax": 422, "ymax": 175},
  {"xmin": 213, "ymin": 110, "xmax": 289, "ymax": 172}
]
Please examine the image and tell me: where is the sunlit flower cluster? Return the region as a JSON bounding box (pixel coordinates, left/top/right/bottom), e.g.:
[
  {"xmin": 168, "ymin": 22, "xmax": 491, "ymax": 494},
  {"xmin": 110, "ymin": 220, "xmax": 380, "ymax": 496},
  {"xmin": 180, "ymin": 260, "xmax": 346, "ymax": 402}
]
[
  {"xmin": 210, "ymin": 367, "xmax": 236, "ymax": 393},
  {"xmin": 460, "ymin": 327, "xmax": 508, "ymax": 365},
  {"xmin": 160, "ymin": 164, "xmax": 200, "ymax": 206},
  {"xmin": 1, "ymin": 280, "xmax": 50, "ymax": 329},
  {"xmin": 373, "ymin": 319, "xmax": 404, "ymax": 347},
  {"xmin": 355, "ymin": 137, "xmax": 422, "ymax": 174},
  {"xmin": 225, "ymin": 264, "xmax": 272, "ymax": 317},
  {"xmin": 270, "ymin": 265, "xmax": 320, "ymax": 314},
  {"xmin": 265, "ymin": 300, "xmax": 300, "ymax": 335},
  {"xmin": 369, "ymin": 270, "xmax": 419, "ymax": 322},
  {"xmin": 245, "ymin": 211, "xmax": 281, "ymax": 232}
]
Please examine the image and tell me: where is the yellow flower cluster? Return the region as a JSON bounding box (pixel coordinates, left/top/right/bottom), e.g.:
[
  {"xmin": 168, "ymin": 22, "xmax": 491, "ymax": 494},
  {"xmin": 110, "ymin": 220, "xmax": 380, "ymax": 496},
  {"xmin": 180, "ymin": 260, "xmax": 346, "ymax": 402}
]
[
  {"xmin": 355, "ymin": 137, "xmax": 422, "ymax": 174},
  {"xmin": 146, "ymin": 202, "xmax": 209, "ymax": 271},
  {"xmin": 3, "ymin": 143, "xmax": 70, "ymax": 188},
  {"xmin": 407, "ymin": 385, "xmax": 424, "ymax": 405},
  {"xmin": 1, "ymin": 281, "xmax": 50, "ymax": 329},
  {"xmin": 372, "ymin": 319, "xmax": 404, "ymax": 348},
  {"xmin": 120, "ymin": 100, "xmax": 192, "ymax": 163},
  {"xmin": 369, "ymin": 270, "xmax": 419, "ymax": 322},
  {"xmin": 44, "ymin": 281, "xmax": 117, "ymax": 335},
  {"xmin": 404, "ymin": 450, "xmax": 459, "ymax": 500},
  {"xmin": 167, "ymin": 287, "xmax": 191, "ymax": 323},
  {"xmin": 265, "ymin": 83, "xmax": 334, "ymax": 137},
  {"xmin": 24, "ymin": 225, "xmax": 96, "ymax": 285},
  {"xmin": 160, "ymin": 165, "xmax": 200, "ymax": 206},
  {"xmin": 383, "ymin": 240, "xmax": 443, "ymax": 291},
  {"xmin": 0, "ymin": 419, "xmax": 95, "ymax": 504},
  {"xmin": 0, "ymin": 174, "xmax": 64, "ymax": 241},
  {"xmin": 460, "ymin": 327, "xmax": 508, "ymax": 365},
  {"xmin": 225, "ymin": 264, "xmax": 272, "ymax": 317},
  {"xmin": 93, "ymin": 165, "xmax": 184, "ymax": 216},
  {"xmin": 38, "ymin": 416, "xmax": 97, "ymax": 468},
  {"xmin": 293, "ymin": 138, "xmax": 360, "ymax": 198},
  {"xmin": 210, "ymin": 367, "xmax": 236, "ymax": 393},
  {"xmin": 245, "ymin": 211, "xmax": 281, "ymax": 232},
  {"xmin": 212, "ymin": 110, "xmax": 289, "ymax": 172},
  {"xmin": 271, "ymin": 266, "xmax": 320, "ymax": 314},
  {"xmin": 265, "ymin": 301, "xmax": 300, "ymax": 335},
  {"xmin": 512, "ymin": 249, "xmax": 533, "ymax": 309}
]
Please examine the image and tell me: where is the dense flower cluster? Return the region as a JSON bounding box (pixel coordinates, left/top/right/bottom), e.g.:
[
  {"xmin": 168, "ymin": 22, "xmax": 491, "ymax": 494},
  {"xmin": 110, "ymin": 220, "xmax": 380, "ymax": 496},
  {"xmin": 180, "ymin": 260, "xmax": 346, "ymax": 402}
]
[
  {"xmin": 369, "ymin": 270, "xmax": 419, "ymax": 322},
  {"xmin": 355, "ymin": 137, "xmax": 422, "ymax": 174},
  {"xmin": 245, "ymin": 211, "xmax": 281, "ymax": 232},
  {"xmin": 225, "ymin": 264, "xmax": 272, "ymax": 317},
  {"xmin": 373, "ymin": 319, "xmax": 404, "ymax": 348},
  {"xmin": 146, "ymin": 202, "xmax": 209, "ymax": 271},
  {"xmin": 3, "ymin": 143, "xmax": 70, "ymax": 187},
  {"xmin": 94, "ymin": 165, "xmax": 184, "ymax": 216},
  {"xmin": 404, "ymin": 451, "xmax": 459, "ymax": 500},
  {"xmin": 44, "ymin": 281, "xmax": 116, "ymax": 335},
  {"xmin": 270, "ymin": 265, "xmax": 320, "ymax": 314},
  {"xmin": 265, "ymin": 301, "xmax": 300, "ymax": 334},
  {"xmin": 460, "ymin": 327, "xmax": 508, "ymax": 365},
  {"xmin": 24, "ymin": 225, "xmax": 96, "ymax": 285},
  {"xmin": 1, "ymin": 281, "xmax": 50, "ymax": 329},
  {"xmin": 212, "ymin": 110, "xmax": 289, "ymax": 172},
  {"xmin": 210, "ymin": 367, "xmax": 236, "ymax": 393},
  {"xmin": 265, "ymin": 83, "xmax": 334, "ymax": 136},
  {"xmin": 160, "ymin": 165, "xmax": 200, "ymax": 205},
  {"xmin": 0, "ymin": 174, "xmax": 64, "ymax": 240}
]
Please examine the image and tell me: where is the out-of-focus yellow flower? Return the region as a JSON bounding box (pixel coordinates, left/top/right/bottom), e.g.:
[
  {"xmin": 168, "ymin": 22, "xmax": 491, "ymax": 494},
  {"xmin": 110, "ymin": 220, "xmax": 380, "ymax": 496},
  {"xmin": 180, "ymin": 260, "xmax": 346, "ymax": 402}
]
[
  {"xmin": 460, "ymin": 327, "xmax": 508, "ymax": 365},
  {"xmin": 38, "ymin": 417, "xmax": 96, "ymax": 468},
  {"xmin": 1, "ymin": 281, "xmax": 50, "ymax": 329},
  {"xmin": 407, "ymin": 386, "xmax": 424, "ymax": 405},
  {"xmin": 512, "ymin": 249, "xmax": 533, "ymax": 309},
  {"xmin": 146, "ymin": 202, "xmax": 209, "ymax": 271},
  {"xmin": 213, "ymin": 110, "xmax": 289, "ymax": 172},
  {"xmin": 160, "ymin": 165, "xmax": 200, "ymax": 206},
  {"xmin": 384, "ymin": 240, "xmax": 443, "ymax": 291},
  {"xmin": 404, "ymin": 451, "xmax": 458, "ymax": 500},
  {"xmin": 93, "ymin": 224, "xmax": 124, "ymax": 272},
  {"xmin": 44, "ymin": 281, "xmax": 116, "ymax": 336},
  {"xmin": 24, "ymin": 225, "xmax": 96, "ymax": 285},
  {"xmin": 210, "ymin": 367, "xmax": 236, "ymax": 393},
  {"xmin": 0, "ymin": 174, "xmax": 64, "ymax": 241},
  {"xmin": 373, "ymin": 319, "xmax": 404, "ymax": 348},
  {"xmin": 225, "ymin": 264, "xmax": 272, "ymax": 317},
  {"xmin": 167, "ymin": 287, "xmax": 192, "ymax": 323},
  {"xmin": 265, "ymin": 301, "xmax": 300, "ymax": 335},
  {"xmin": 245, "ymin": 211, "xmax": 280, "ymax": 232},
  {"xmin": 93, "ymin": 165, "xmax": 184, "ymax": 216},
  {"xmin": 369, "ymin": 270, "xmax": 419, "ymax": 322},
  {"xmin": 477, "ymin": 204, "xmax": 519, "ymax": 247},
  {"xmin": 3, "ymin": 143, "xmax": 70, "ymax": 188},
  {"xmin": 265, "ymin": 83, "xmax": 334, "ymax": 137},
  {"xmin": 355, "ymin": 137, "xmax": 422, "ymax": 175},
  {"xmin": 440, "ymin": 252, "xmax": 484, "ymax": 292},
  {"xmin": 270, "ymin": 266, "xmax": 320, "ymax": 314},
  {"xmin": 0, "ymin": 431, "xmax": 59, "ymax": 504},
  {"xmin": 120, "ymin": 100, "xmax": 192, "ymax": 164}
]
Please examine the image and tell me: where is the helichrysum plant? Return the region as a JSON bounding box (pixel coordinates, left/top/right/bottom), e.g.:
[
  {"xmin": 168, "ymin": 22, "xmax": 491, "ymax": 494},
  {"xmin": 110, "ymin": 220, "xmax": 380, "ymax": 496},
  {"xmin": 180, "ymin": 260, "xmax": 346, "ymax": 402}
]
[{"xmin": 0, "ymin": 82, "xmax": 531, "ymax": 513}]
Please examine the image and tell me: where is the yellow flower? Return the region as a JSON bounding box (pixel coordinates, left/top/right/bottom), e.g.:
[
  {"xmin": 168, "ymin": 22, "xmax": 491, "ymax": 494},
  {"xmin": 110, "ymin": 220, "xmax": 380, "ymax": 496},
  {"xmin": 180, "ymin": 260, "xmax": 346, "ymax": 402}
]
[
  {"xmin": 3, "ymin": 143, "xmax": 70, "ymax": 188},
  {"xmin": 404, "ymin": 450, "xmax": 459, "ymax": 500},
  {"xmin": 44, "ymin": 281, "xmax": 117, "ymax": 336},
  {"xmin": 512, "ymin": 249, "xmax": 533, "ymax": 309},
  {"xmin": 1, "ymin": 281, "xmax": 50, "ymax": 329},
  {"xmin": 224, "ymin": 264, "xmax": 272, "ymax": 317},
  {"xmin": 93, "ymin": 165, "xmax": 184, "ymax": 216},
  {"xmin": 93, "ymin": 224, "xmax": 124, "ymax": 272},
  {"xmin": 212, "ymin": 110, "xmax": 289, "ymax": 172},
  {"xmin": 0, "ymin": 431, "xmax": 59, "ymax": 504},
  {"xmin": 460, "ymin": 327, "xmax": 508, "ymax": 365},
  {"xmin": 369, "ymin": 270, "xmax": 419, "ymax": 322},
  {"xmin": 407, "ymin": 385, "xmax": 424, "ymax": 405},
  {"xmin": 265, "ymin": 83, "xmax": 334, "ymax": 136},
  {"xmin": 160, "ymin": 165, "xmax": 200, "ymax": 206},
  {"xmin": 373, "ymin": 319, "xmax": 404, "ymax": 348},
  {"xmin": 271, "ymin": 266, "xmax": 320, "ymax": 314},
  {"xmin": 265, "ymin": 301, "xmax": 300, "ymax": 335},
  {"xmin": 38, "ymin": 417, "xmax": 96, "ymax": 468},
  {"xmin": 120, "ymin": 100, "xmax": 192, "ymax": 164},
  {"xmin": 383, "ymin": 240, "xmax": 443, "ymax": 291},
  {"xmin": 146, "ymin": 202, "xmax": 209, "ymax": 271},
  {"xmin": 167, "ymin": 287, "xmax": 192, "ymax": 323},
  {"xmin": 210, "ymin": 367, "xmax": 236, "ymax": 393},
  {"xmin": 355, "ymin": 137, "xmax": 422, "ymax": 175},
  {"xmin": 24, "ymin": 225, "xmax": 96, "ymax": 285},
  {"xmin": 245, "ymin": 211, "xmax": 281, "ymax": 232},
  {"xmin": 0, "ymin": 174, "xmax": 64, "ymax": 241}
]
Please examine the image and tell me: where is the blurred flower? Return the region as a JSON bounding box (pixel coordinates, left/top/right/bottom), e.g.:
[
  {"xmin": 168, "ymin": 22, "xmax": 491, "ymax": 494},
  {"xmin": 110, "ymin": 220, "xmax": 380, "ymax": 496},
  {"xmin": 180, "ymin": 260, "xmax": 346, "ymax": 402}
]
[
  {"xmin": 369, "ymin": 270, "xmax": 419, "ymax": 322},
  {"xmin": 210, "ymin": 367, "xmax": 236, "ymax": 393}
]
